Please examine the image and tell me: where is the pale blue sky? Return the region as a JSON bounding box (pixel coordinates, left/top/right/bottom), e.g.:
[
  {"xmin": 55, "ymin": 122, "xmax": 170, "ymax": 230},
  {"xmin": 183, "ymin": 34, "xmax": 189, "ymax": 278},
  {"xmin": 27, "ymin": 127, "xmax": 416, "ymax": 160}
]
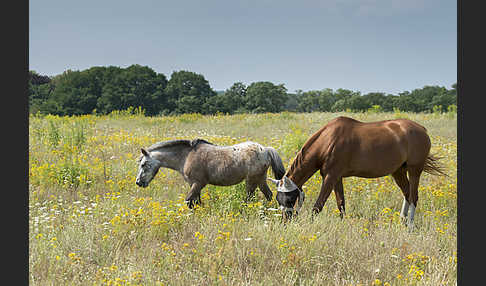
[{"xmin": 29, "ymin": 0, "xmax": 456, "ymax": 94}]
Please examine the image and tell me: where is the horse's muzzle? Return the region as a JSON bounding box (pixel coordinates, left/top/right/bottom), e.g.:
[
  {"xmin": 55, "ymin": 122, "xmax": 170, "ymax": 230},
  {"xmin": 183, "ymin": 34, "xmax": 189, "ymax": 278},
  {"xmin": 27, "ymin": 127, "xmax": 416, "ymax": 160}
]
[{"xmin": 135, "ymin": 180, "xmax": 147, "ymax": 188}]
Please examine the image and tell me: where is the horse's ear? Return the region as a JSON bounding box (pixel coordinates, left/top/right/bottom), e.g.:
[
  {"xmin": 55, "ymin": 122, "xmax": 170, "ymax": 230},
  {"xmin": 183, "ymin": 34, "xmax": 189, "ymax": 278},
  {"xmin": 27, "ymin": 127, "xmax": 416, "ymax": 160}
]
[
  {"xmin": 267, "ymin": 178, "xmax": 280, "ymax": 186},
  {"xmin": 141, "ymin": 148, "xmax": 149, "ymax": 157},
  {"xmin": 283, "ymin": 176, "xmax": 292, "ymax": 184}
]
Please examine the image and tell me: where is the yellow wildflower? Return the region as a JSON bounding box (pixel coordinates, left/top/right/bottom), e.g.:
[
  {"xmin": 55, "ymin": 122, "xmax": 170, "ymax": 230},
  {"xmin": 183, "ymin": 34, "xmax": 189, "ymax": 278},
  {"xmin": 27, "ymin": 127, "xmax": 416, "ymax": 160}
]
[{"xmin": 372, "ymin": 279, "xmax": 382, "ymax": 285}]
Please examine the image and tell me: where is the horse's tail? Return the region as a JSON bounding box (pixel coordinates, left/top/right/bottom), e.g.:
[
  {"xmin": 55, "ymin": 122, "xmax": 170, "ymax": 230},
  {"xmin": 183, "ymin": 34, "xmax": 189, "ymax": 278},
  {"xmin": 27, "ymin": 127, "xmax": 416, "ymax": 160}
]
[
  {"xmin": 423, "ymin": 154, "xmax": 448, "ymax": 177},
  {"xmin": 265, "ymin": 147, "xmax": 286, "ymax": 180}
]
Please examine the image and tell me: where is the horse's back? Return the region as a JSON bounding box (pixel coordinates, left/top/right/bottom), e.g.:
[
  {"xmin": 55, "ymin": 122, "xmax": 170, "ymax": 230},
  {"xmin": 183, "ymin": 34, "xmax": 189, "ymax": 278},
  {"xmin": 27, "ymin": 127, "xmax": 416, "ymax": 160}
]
[
  {"xmin": 316, "ymin": 117, "xmax": 431, "ymax": 177},
  {"xmin": 329, "ymin": 117, "xmax": 429, "ymax": 148},
  {"xmin": 386, "ymin": 119, "xmax": 431, "ymax": 165},
  {"xmin": 187, "ymin": 141, "xmax": 270, "ymax": 186},
  {"xmin": 226, "ymin": 141, "xmax": 271, "ymax": 174}
]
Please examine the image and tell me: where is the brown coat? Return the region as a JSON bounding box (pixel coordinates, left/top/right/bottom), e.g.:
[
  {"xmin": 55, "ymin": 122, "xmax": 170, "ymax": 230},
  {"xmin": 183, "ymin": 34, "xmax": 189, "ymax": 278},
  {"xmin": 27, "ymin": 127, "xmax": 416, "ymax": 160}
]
[{"xmin": 276, "ymin": 116, "xmax": 445, "ymax": 224}]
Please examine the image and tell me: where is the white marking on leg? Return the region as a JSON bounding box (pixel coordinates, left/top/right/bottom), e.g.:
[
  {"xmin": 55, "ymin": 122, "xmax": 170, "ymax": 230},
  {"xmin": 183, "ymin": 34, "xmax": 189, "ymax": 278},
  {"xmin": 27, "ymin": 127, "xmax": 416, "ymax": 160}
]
[
  {"xmin": 400, "ymin": 199, "xmax": 409, "ymax": 218},
  {"xmin": 408, "ymin": 203, "xmax": 416, "ymax": 225}
]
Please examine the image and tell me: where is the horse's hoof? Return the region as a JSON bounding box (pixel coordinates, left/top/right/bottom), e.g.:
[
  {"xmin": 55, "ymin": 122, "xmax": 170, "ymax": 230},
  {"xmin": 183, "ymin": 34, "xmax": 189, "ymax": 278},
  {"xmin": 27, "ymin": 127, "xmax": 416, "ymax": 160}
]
[
  {"xmin": 400, "ymin": 216, "xmax": 408, "ymax": 226},
  {"xmin": 185, "ymin": 200, "xmax": 194, "ymax": 209},
  {"xmin": 407, "ymin": 224, "xmax": 415, "ymax": 233}
]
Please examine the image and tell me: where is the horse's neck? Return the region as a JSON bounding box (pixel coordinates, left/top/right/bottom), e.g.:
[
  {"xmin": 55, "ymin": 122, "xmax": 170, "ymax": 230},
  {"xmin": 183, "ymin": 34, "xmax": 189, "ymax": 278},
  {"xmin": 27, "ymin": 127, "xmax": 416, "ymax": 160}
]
[
  {"xmin": 151, "ymin": 148, "xmax": 189, "ymax": 173},
  {"xmin": 288, "ymin": 169, "xmax": 316, "ymax": 188},
  {"xmin": 286, "ymin": 153, "xmax": 318, "ymax": 188}
]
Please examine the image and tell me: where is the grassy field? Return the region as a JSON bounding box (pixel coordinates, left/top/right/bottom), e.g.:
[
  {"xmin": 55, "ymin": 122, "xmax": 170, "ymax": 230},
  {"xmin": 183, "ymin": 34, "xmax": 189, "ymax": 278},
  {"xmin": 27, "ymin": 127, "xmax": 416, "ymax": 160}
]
[{"xmin": 29, "ymin": 111, "xmax": 457, "ymax": 285}]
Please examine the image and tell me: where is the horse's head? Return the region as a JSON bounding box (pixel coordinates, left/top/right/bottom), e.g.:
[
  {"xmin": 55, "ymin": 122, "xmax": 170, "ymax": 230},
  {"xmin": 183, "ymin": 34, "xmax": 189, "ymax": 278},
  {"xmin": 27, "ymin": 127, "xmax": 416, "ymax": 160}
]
[
  {"xmin": 268, "ymin": 176, "xmax": 305, "ymax": 221},
  {"xmin": 136, "ymin": 148, "xmax": 161, "ymax": 188}
]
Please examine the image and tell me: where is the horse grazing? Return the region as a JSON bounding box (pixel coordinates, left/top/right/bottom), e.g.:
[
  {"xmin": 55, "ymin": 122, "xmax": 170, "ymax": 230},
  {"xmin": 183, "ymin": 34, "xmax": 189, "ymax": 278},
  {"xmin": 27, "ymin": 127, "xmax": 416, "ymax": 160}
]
[
  {"xmin": 136, "ymin": 139, "xmax": 286, "ymax": 208},
  {"xmin": 269, "ymin": 116, "xmax": 446, "ymax": 228}
]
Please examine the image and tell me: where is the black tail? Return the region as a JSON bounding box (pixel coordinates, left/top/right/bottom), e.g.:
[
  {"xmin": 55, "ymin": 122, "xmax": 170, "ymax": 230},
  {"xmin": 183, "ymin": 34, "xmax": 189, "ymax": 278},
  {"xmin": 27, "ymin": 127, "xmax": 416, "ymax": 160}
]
[
  {"xmin": 265, "ymin": 147, "xmax": 286, "ymax": 180},
  {"xmin": 423, "ymin": 154, "xmax": 448, "ymax": 177}
]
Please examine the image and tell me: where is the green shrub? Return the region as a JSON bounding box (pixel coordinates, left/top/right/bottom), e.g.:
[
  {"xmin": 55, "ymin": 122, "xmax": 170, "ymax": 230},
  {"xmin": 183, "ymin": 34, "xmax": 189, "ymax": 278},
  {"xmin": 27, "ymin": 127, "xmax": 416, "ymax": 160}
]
[
  {"xmin": 433, "ymin": 105, "xmax": 443, "ymax": 115},
  {"xmin": 56, "ymin": 159, "xmax": 89, "ymax": 189},
  {"xmin": 47, "ymin": 120, "xmax": 61, "ymax": 148},
  {"xmin": 367, "ymin": 105, "xmax": 382, "ymax": 113},
  {"xmin": 393, "ymin": 107, "xmax": 409, "ymax": 119},
  {"xmin": 176, "ymin": 113, "xmax": 204, "ymax": 123}
]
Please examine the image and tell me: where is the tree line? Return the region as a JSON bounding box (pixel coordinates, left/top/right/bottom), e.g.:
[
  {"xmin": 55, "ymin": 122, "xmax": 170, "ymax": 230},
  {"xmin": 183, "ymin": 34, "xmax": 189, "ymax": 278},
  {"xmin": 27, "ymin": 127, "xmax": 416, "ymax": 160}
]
[{"xmin": 29, "ymin": 64, "xmax": 457, "ymax": 116}]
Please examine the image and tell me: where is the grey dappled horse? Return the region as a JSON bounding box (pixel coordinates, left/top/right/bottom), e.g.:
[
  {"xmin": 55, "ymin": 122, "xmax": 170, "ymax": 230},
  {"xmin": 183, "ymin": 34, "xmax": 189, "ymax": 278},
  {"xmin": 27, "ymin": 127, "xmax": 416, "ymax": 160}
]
[{"xmin": 136, "ymin": 139, "xmax": 286, "ymax": 208}]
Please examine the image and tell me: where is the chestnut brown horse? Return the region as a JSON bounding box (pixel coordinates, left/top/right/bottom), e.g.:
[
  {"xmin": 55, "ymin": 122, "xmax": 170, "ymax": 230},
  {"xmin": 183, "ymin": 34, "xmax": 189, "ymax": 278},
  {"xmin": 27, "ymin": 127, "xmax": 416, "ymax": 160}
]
[{"xmin": 269, "ymin": 116, "xmax": 446, "ymax": 229}]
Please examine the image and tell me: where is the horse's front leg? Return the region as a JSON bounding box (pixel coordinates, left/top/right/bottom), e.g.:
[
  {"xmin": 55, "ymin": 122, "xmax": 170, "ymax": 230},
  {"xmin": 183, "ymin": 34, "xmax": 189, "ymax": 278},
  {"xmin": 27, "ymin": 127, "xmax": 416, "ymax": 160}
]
[
  {"xmin": 312, "ymin": 173, "xmax": 338, "ymax": 215},
  {"xmin": 258, "ymin": 181, "xmax": 273, "ymax": 202},
  {"xmin": 245, "ymin": 180, "xmax": 258, "ymax": 202},
  {"xmin": 185, "ymin": 182, "xmax": 205, "ymax": 209}
]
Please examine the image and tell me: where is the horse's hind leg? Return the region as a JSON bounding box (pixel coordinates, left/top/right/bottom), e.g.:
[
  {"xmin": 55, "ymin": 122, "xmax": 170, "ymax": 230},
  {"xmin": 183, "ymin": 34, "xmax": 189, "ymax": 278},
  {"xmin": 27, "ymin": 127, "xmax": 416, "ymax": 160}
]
[
  {"xmin": 334, "ymin": 177, "xmax": 345, "ymax": 219},
  {"xmin": 392, "ymin": 167, "xmax": 410, "ymax": 222},
  {"xmin": 406, "ymin": 166, "xmax": 423, "ymax": 230}
]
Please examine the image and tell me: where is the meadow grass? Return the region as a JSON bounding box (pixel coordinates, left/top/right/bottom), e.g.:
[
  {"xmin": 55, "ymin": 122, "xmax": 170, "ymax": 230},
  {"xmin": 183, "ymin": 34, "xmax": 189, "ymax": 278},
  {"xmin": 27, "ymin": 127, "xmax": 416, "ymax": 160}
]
[{"xmin": 29, "ymin": 112, "xmax": 457, "ymax": 285}]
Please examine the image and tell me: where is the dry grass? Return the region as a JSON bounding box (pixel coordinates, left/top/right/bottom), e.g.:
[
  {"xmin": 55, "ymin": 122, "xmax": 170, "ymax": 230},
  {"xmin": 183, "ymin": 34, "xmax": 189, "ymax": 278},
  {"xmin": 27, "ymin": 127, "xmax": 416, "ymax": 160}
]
[{"xmin": 29, "ymin": 111, "xmax": 456, "ymax": 285}]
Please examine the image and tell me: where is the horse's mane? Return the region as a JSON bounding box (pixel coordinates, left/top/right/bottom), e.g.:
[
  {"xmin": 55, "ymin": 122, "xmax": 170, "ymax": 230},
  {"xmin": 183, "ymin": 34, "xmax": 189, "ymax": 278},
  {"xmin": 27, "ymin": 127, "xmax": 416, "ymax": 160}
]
[
  {"xmin": 190, "ymin": 138, "xmax": 215, "ymax": 147},
  {"xmin": 147, "ymin": 139, "xmax": 214, "ymax": 152},
  {"xmin": 285, "ymin": 127, "xmax": 324, "ymax": 177},
  {"xmin": 286, "ymin": 118, "xmax": 357, "ymax": 177}
]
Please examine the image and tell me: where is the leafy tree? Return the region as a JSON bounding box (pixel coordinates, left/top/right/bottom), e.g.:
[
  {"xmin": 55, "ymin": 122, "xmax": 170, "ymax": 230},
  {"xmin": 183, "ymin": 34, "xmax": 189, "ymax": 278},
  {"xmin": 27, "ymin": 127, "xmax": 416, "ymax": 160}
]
[
  {"xmin": 165, "ymin": 71, "xmax": 217, "ymax": 114},
  {"xmin": 316, "ymin": 88, "xmax": 337, "ymax": 112},
  {"xmin": 380, "ymin": 94, "xmax": 399, "ymax": 112},
  {"xmin": 29, "ymin": 71, "xmax": 51, "ymax": 85},
  {"xmin": 362, "ymin": 92, "xmax": 386, "ymax": 107},
  {"xmin": 410, "ymin": 86, "xmax": 448, "ymax": 112},
  {"xmin": 296, "ymin": 89, "xmax": 335, "ymax": 113},
  {"xmin": 451, "ymin": 83, "xmax": 457, "ymax": 90},
  {"xmin": 331, "ymin": 99, "xmax": 348, "ymax": 112},
  {"xmin": 38, "ymin": 65, "xmax": 167, "ymax": 116},
  {"xmin": 430, "ymin": 92, "xmax": 457, "ymax": 112},
  {"xmin": 204, "ymin": 94, "xmax": 231, "ymax": 114},
  {"xmin": 205, "ymin": 82, "xmax": 247, "ymax": 114},
  {"xmin": 244, "ymin": 81, "xmax": 287, "ymax": 113},
  {"xmin": 27, "ymin": 64, "xmax": 458, "ymax": 116},
  {"xmin": 29, "ymin": 83, "xmax": 53, "ymax": 113},
  {"xmin": 284, "ymin": 90, "xmax": 301, "ymax": 112},
  {"xmin": 329, "ymin": 89, "xmax": 360, "ymax": 112},
  {"xmin": 347, "ymin": 95, "xmax": 369, "ymax": 112},
  {"xmin": 42, "ymin": 70, "xmax": 98, "ymax": 115},
  {"xmin": 224, "ymin": 82, "xmax": 247, "ymax": 113},
  {"xmin": 97, "ymin": 65, "xmax": 167, "ymax": 115},
  {"xmin": 29, "ymin": 71, "xmax": 54, "ymax": 113},
  {"xmin": 335, "ymin": 88, "xmax": 359, "ymax": 101},
  {"xmin": 96, "ymin": 71, "xmax": 125, "ymax": 114},
  {"xmin": 296, "ymin": 90, "xmax": 321, "ymax": 113},
  {"xmin": 393, "ymin": 91, "xmax": 418, "ymax": 112}
]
